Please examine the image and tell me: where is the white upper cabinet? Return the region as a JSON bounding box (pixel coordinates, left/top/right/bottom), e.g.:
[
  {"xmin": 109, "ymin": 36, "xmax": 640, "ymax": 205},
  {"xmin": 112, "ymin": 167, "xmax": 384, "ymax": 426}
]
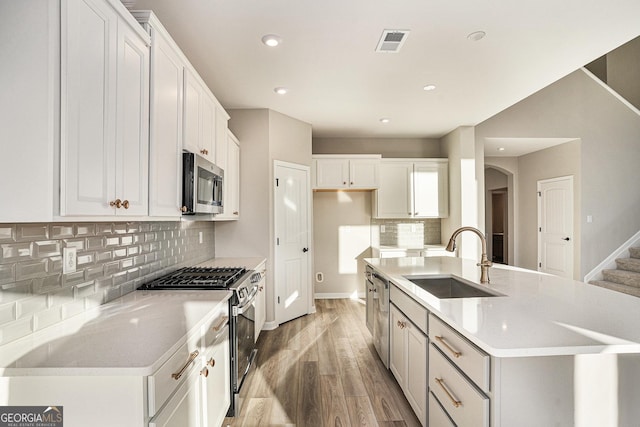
[
  {"xmin": 215, "ymin": 106, "xmax": 230, "ymax": 168},
  {"xmin": 61, "ymin": 0, "xmax": 150, "ymax": 217},
  {"xmin": 414, "ymin": 160, "xmax": 449, "ymax": 218},
  {"xmin": 312, "ymin": 155, "xmax": 381, "ymax": 189},
  {"xmin": 214, "ymin": 130, "xmax": 240, "ymax": 221},
  {"xmin": 134, "ymin": 12, "xmax": 185, "ymax": 218},
  {"xmin": 374, "ymin": 159, "xmax": 449, "ymax": 218},
  {"xmin": 183, "ymin": 67, "xmax": 218, "ymax": 164},
  {"xmin": 375, "ymin": 161, "xmax": 413, "ymax": 217}
]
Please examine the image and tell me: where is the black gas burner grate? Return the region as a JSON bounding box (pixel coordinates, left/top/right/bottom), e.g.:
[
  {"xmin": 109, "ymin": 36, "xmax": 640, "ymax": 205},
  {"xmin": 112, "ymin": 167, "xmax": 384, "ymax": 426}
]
[{"xmin": 138, "ymin": 266, "xmax": 247, "ymax": 290}]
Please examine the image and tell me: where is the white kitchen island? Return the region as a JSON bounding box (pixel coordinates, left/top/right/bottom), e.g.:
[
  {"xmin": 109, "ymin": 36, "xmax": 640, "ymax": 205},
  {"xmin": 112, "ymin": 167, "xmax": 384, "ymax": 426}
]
[{"xmin": 365, "ymin": 256, "xmax": 640, "ymax": 427}]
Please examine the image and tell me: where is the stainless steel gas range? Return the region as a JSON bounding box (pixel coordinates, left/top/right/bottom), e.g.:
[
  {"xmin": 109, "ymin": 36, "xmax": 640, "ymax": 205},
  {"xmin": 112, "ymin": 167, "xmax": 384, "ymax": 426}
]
[{"xmin": 138, "ymin": 265, "xmax": 263, "ymax": 417}]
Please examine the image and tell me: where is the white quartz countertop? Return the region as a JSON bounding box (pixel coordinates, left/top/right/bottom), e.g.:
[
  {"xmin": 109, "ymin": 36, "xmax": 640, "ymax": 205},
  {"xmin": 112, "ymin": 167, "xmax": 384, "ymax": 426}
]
[
  {"xmin": 0, "ymin": 291, "xmax": 231, "ymax": 376},
  {"xmin": 365, "ymin": 256, "xmax": 640, "ymax": 357},
  {"xmin": 0, "ymin": 257, "xmax": 266, "ymax": 376}
]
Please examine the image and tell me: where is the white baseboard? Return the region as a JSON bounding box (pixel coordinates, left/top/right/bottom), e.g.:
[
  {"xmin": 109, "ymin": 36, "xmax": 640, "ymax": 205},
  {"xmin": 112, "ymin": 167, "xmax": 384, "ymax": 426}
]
[
  {"xmin": 314, "ymin": 292, "xmax": 365, "ymax": 299},
  {"xmin": 584, "ymin": 230, "xmax": 640, "ymax": 282},
  {"xmin": 261, "ymin": 321, "xmax": 278, "ymax": 331}
]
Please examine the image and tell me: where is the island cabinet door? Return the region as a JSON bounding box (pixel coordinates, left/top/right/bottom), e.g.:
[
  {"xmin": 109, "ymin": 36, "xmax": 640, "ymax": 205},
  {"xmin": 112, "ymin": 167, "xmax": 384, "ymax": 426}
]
[{"xmin": 389, "ymin": 303, "xmax": 427, "ymax": 426}]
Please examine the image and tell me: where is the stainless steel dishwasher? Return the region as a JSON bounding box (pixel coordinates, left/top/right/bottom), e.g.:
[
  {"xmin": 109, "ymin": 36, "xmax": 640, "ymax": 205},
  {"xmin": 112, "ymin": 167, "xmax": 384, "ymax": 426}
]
[{"xmin": 370, "ymin": 267, "xmax": 390, "ymax": 368}]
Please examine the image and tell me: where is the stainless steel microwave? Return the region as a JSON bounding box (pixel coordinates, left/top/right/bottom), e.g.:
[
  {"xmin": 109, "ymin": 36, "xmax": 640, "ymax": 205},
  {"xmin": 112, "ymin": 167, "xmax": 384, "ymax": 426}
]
[{"xmin": 182, "ymin": 152, "xmax": 223, "ymax": 215}]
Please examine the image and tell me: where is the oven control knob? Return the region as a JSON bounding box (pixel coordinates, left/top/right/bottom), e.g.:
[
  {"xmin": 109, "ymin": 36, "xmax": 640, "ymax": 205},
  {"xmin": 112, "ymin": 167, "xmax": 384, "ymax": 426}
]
[{"xmin": 239, "ymin": 288, "xmax": 246, "ymax": 298}]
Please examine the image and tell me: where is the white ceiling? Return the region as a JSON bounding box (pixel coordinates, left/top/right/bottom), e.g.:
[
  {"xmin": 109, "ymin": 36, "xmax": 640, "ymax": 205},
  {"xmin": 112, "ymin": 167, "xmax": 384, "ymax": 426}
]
[{"xmin": 131, "ymin": 0, "xmax": 640, "ymax": 141}]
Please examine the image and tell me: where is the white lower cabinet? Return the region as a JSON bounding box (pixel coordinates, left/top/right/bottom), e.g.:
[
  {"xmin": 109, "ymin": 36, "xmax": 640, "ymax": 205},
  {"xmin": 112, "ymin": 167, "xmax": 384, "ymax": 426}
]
[
  {"xmin": 150, "ymin": 365, "xmax": 202, "ymax": 427},
  {"xmin": 389, "ymin": 303, "xmax": 427, "ymax": 426},
  {"xmin": 200, "ymin": 324, "xmax": 231, "ymax": 427},
  {"xmin": 429, "ymin": 344, "xmax": 489, "ymax": 427},
  {"xmin": 1, "ymin": 304, "xmax": 230, "ymax": 427}
]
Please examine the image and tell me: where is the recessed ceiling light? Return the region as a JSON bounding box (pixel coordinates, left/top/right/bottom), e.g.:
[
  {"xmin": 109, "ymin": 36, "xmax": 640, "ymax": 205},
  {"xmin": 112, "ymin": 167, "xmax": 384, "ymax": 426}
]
[
  {"xmin": 467, "ymin": 31, "xmax": 486, "ymax": 42},
  {"xmin": 497, "ymin": 147, "xmax": 506, "ymax": 151},
  {"xmin": 274, "ymin": 87, "xmax": 288, "ymax": 95},
  {"xmin": 261, "ymin": 34, "xmax": 282, "ymax": 47},
  {"xmin": 379, "ymin": 118, "xmax": 390, "ymax": 124},
  {"xmin": 423, "ymin": 84, "xmax": 436, "ymax": 91}
]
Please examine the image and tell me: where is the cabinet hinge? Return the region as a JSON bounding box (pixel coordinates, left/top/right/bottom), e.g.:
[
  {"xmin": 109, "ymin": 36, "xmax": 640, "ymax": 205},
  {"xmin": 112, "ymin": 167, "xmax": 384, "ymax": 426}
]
[
  {"xmin": 538, "ymin": 191, "xmax": 542, "ymax": 197},
  {"xmin": 276, "ymin": 178, "xmax": 279, "ymax": 187},
  {"xmin": 539, "ymin": 227, "xmax": 542, "ymax": 232},
  {"xmin": 277, "ymin": 237, "xmax": 280, "ymax": 245},
  {"xmin": 539, "ymin": 262, "xmax": 542, "ymax": 268},
  {"xmin": 277, "ymin": 296, "xmax": 280, "ymax": 304}
]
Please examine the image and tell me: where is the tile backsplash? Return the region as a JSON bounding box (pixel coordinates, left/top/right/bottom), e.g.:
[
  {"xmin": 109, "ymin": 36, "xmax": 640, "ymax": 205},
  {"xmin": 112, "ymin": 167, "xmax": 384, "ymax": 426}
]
[
  {"xmin": 0, "ymin": 221, "xmax": 215, "ymax": 345},
  {"xmin": 372, "ymin": 218, "xmax": 441, "ymax": 247}
]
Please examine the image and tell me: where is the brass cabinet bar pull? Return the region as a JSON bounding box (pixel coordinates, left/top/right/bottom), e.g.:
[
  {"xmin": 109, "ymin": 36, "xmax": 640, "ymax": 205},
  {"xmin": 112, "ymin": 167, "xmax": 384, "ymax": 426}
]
[
  {"xmin": 435, "ymin": 378, "xmax": 462, "ymax": 408},
  {"xmin": 171, "ymin": 350, "xmax": 199, "ymax": 380},
  {"xmin": 435, "ymin": 335, "xmax": 462, "ymax": 358},
  {"xmin": 211, "ymin": 316, "xmax": 229, "ymax": 332}
]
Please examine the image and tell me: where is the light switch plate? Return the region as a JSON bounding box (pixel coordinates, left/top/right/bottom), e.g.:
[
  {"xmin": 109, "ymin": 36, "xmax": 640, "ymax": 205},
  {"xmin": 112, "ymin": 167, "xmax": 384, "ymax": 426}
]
[{"xmin": 63, "ymin": 247, "xmax": 77, "ymax": 274}]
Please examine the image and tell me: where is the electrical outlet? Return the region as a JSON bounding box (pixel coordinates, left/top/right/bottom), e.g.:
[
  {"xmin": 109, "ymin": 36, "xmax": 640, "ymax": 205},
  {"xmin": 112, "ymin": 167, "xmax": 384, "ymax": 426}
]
[{"xmin": 63, "ymin": 247, "xmax": 77, "ymax": 274}]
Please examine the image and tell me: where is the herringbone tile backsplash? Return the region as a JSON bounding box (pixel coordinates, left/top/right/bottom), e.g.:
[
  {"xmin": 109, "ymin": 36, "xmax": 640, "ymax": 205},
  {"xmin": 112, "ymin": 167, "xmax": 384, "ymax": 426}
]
[{"xmin": 0, "ymin": 221, "xmax": 215, "ymax": 345}]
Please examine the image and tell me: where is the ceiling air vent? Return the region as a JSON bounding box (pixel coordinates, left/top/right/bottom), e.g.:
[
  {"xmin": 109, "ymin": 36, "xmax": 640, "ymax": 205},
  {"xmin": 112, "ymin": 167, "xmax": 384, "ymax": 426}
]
[{"xmin": 375, "ymin": 29, "xmax": 410, "ymax": 53}]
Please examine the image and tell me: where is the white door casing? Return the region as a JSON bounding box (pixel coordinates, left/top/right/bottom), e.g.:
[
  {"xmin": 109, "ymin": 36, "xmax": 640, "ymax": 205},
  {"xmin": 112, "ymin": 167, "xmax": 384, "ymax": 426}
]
[
  {"xmin": 538, "ymin": 176, "xmax": 574, "ymax": 279},
  {"xmin": 274, "ymin": 161, "xmax": 311, "ymax": 325}
]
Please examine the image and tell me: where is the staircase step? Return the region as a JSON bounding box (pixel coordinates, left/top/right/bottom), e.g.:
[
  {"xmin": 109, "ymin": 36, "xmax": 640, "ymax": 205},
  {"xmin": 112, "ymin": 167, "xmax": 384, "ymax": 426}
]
[
  {"xmin": 590, "ymin": 280, "xmax": 640, "ymax": 298},
  {"xmin": 616, "ymin": 257, "xmax": 640, "ymax": 273},
  {"xmin": 602, "ymin": 269, "xmax": 640, "ymax": 288},
  {"xmin": 630, "ymin": 247, "xmax": 640, "ymax": 259}
]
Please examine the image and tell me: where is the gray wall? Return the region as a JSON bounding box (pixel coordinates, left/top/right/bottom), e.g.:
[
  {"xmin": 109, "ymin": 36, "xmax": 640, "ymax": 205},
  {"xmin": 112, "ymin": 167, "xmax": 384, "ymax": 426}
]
[
  {"xmin": 313, "ymin": 191, "xmax": 372, "ymax": 297},
  {"xmin": 313, "ymin": 137, "xmax": 442, "ymax": 158},
  {"xmin": 517, "ymin": 141, "xmax": 582, "ymax": 276},
  {"xmin": 607, "ymin": 36, "xmax": 640, "ymax": 110},
  {"xmin": 0, "ymin": 220, "xmax": 215, "ymax": 345},
  {"xmin": 220, "ymin": 108, "xmax": 312, "ymax": 325},
  {"xmin": 440, "ymin": 126, "xmax": 485, "ymax": 260},
  {"xmin": 476, "ymin": 69, "xmax": 640, "ymax": 277}
]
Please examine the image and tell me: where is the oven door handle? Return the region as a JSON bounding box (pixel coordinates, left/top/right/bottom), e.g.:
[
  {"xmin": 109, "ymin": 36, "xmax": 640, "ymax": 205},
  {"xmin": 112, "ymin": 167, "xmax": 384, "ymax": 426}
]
[{"xmin": 235, "ymin": 289, "xmax": 258, "ymax": 315}]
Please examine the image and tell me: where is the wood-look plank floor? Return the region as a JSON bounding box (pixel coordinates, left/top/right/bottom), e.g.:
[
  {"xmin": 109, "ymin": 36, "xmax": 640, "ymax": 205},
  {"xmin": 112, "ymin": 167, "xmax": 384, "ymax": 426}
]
[{"xmin": 223, "ymin": 299, "xmax": 421, "ymax": 427}]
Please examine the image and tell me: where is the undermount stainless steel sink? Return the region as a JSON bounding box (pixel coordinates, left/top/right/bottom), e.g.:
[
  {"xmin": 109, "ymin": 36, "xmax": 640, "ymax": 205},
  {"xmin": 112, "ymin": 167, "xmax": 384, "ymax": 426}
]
[{"xmin": 403, "ymin": 276, "xmax": 503, "ymax": 299}]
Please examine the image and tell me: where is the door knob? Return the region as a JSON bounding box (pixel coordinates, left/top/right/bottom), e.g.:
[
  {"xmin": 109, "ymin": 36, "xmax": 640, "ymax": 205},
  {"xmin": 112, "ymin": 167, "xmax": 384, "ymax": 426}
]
[
  {"xmin": 302, "ymin": 247, "xmax": 309, "ymax": 253},
  {"xmin": 562, "ymin": 237, "xmax": 570, "ymax": 241}
]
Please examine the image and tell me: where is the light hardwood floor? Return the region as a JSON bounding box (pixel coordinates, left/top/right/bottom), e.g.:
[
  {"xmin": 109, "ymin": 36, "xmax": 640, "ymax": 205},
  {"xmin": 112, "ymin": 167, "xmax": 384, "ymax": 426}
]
[{"xmin": 224, "ymin": 298, "xmax": 421, "ymax": 427}]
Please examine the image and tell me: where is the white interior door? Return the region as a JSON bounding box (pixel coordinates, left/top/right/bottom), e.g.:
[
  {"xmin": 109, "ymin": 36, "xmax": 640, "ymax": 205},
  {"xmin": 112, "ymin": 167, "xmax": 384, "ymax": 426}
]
[
  {"xmin": 274, "ymin": 161, "xmax": 311, "ymax": 324},
  {"xmin": 538, "ymin": 176, "xmax": 574, "ymax": 279}
]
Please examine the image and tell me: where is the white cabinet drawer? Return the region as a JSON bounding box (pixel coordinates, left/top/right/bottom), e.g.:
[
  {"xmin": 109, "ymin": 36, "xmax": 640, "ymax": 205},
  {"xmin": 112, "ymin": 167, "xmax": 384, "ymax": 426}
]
[
  {"xmin": 429, "ymin": 345, "xmax": 489, "ymax": 427},
  {"xmin": 429, "ymin": 392, "xmax": 456, "ymax": 427},
  {"xmin": 429, "ymin": 313, "xmax": 489, "ymax": 391},
  {"xmin": 148, "ymin": 340, "xmax": 200, "ymax": 417},
  {"xmin": 390, "ymin": 285, "xmax": 428, "ymax": 334}
]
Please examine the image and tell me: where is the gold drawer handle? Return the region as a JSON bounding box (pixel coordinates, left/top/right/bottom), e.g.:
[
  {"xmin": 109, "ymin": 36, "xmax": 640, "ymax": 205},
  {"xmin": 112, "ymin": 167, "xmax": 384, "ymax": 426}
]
[
  {"xmin": 122, "ymin": 199, "xmax": 130, "ymax": 209},
  {"xmin": 211, "ymin": 316, "xmax": 229, "ymax": 332},
  {"xmin": 435, "ymin": 377, "xmax": 462, "ymax": 408},
  {"xmin": 397, "ymin": 320, "xmax": 407, "ymax": 329},
  {"xmin": 109, "ymin": 199, "xmax": 122, "ymax": 208},
  {"xmin": 207, "ymin": 357, "xmax": 215, "ymax": 367},
  {"xmin": 200, "ymin": 367, "xmax": 209, "ymax": 377},
  {"xmin": 171, "ymin": 350, "xmax": 199, "ymax": 380},
  {"xmin": 435, "ymin": 335, "xmax": 462, "ymax": 358}
]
